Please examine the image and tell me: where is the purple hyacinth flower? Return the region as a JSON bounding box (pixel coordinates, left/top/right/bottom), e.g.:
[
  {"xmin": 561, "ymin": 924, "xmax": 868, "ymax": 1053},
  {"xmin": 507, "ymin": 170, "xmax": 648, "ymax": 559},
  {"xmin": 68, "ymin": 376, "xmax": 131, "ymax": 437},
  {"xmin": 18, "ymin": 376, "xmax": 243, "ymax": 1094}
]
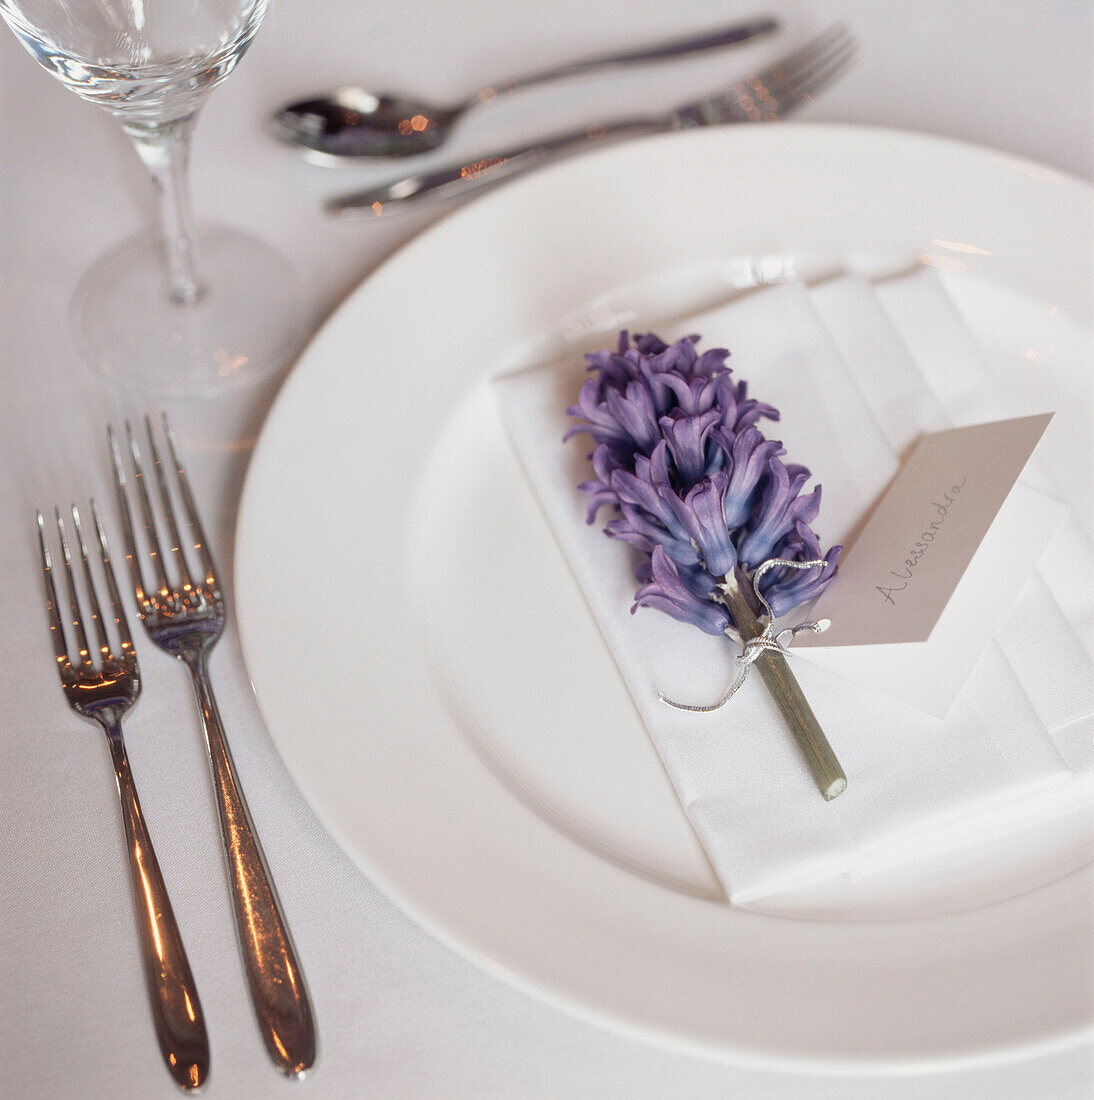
[
  {"xmin": 659, "ymin": 335, "xmax": 727, "ymax": 379},
  {"xmin": 715, "ymin": 375, "xmax": 780, "ymax": 434},
  {"xmin": 721, "ymin": 374, "xmax": 782, "ymax": 433},
  {"xmin": 734, "ymin": 397, "xmax": 781, "ymax": 432},
  {"xmin": 567, "ymin": 328, "xmax": 840, "ymax": 631},
  {"xmin": 630, "ymin": 331, "xmax": 669, "ymax": 356},
  {"xmin": 632, "ymin": 546, "xmax": 731, "ymax": 636},
  {"xmin": 610, "ymin": 450, "xmax": 688, "ymax": 544},
  {"xmin": 564, "ymin": 376, "xmax": 634, "ymax": 450},
  {"xmin": 577, "ymin": 443, "xmax": 625, "ymax": 523},
  {"xmin": 710, "ymin": 373, "xmax": 742, "ymax": 431},
  {"xmin": 722, "ymin": 427, "xmax": 786, "ymax": 529},
  {"xmin": 605, "ymin": 501, "xmax": 701, "ymax": 568},
  {"xmin": 583, "ymin": 332, "xmax": 680, "ymax": 416},
  {"xmin": 656, "ymin": 371, "xmax": 720, "ymax": 416},
  {"xmin": 604, "ymin": 379, "xmax": 662, "ymax": 453},
  {"xmin": 656, "ymin": 334, "xmax": 696, "ymax": 377},
  {"xmin": 580, "ymin": 349, "xmax": 632, "ymax": 394},
  {"xmin": 736, "ymin": 457, "xmax": 822, "ymax": 569},
  {"xmin": 658, "ymin": 407, "xmax": 722, "ymax": 486},
  {"xmin": 567, "ymin": 328, "xmax": 848, "ymax": 797},
  {"xmin": 567, "ymin": 332, "xmax": 764, "ymax": 467},
  {"xmin": 645, "ymin": 439, "xmax": 673, "ymax": 484},
  {"xmin": 638, "ymin": 556, "xmax": 720, "ymax": 599},
  {"xmin": 660, "ymin": 470, "xmax": 738, "ymax": 578}
]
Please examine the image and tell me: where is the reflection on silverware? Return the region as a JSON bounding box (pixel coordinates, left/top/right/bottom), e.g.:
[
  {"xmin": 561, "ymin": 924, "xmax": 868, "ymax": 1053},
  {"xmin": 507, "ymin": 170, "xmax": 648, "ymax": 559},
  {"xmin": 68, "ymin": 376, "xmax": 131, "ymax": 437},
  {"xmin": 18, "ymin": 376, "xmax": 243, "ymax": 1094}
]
[
  {"xmin": 109, "ymin": 414, "xmax": 318, "ymax": 1079},
  {"xmin": 270, "ymin": 16, "xmax": 778, "ymax": 161},
  {"xmin": 36, "ymin": 505, "xmax": 210, "ymax": 1091},
  {"xmin": 328, "ymin": 22, "xmax": 855, "ymax": 217}
]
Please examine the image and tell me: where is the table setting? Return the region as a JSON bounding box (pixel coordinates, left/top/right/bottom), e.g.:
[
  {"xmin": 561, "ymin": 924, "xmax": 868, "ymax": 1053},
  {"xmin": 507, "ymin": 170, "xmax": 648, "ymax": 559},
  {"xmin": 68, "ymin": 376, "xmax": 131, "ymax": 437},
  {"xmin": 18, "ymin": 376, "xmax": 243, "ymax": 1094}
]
[{"xmin": 1, "ymin": 2, "xmax": 1092, "ymax": 1097}]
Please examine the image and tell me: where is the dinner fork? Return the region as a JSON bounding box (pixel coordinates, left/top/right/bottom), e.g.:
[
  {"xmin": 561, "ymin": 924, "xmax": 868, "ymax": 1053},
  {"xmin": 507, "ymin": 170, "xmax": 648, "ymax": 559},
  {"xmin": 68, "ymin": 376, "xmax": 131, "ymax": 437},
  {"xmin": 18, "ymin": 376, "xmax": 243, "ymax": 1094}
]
[
  {"xmin": 36, "ymin": 505, "xmax": 210, "ymax": 1091},
  {"xmin": 109, "ymin": 415, "xmax": 317, "ymax": 1079},
  {"xmin": 328, "ymin": 22, "xmax": 856, "ymax": 215}
]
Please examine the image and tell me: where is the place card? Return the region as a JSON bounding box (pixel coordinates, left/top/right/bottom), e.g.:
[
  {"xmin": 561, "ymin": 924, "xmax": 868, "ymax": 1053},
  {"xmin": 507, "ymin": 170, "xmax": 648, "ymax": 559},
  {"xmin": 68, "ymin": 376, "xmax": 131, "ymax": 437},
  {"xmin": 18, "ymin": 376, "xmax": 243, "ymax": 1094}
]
[{"xmin": 794, "ymin": 413, "xmax": 1065, "ymax": 716}]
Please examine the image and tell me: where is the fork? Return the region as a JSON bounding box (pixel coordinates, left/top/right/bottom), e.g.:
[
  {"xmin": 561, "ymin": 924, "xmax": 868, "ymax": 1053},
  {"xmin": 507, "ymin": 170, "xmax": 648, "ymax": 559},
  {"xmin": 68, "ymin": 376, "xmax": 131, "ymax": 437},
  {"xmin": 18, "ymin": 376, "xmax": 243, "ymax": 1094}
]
[
  {"xmin": 109, "ymin": 415, "xmax": 317, "ymax": 1079},
  {"xmin": 327, "ymin": 22, "xmax": 856, "ymax": 216},
  {"xmin": 36, "ymin": 504, "xmax": 210, "ymax": 1091}
]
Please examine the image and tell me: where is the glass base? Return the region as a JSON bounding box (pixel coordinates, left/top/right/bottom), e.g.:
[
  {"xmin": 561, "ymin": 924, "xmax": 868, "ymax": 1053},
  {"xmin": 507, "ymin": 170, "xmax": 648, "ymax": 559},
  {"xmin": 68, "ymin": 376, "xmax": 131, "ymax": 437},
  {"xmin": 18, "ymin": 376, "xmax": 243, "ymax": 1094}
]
[{"xmin": 71, "ymin": 225, "xmax": 306, "ymax": 399}]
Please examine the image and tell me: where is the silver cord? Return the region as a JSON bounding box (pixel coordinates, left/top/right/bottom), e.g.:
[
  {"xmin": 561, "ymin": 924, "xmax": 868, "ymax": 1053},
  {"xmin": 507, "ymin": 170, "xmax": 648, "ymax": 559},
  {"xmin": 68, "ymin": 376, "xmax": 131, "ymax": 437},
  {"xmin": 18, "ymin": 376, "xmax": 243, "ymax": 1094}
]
[{"xmin": 659, "ymin": 557, "xmax": 830, "ymax": 713}]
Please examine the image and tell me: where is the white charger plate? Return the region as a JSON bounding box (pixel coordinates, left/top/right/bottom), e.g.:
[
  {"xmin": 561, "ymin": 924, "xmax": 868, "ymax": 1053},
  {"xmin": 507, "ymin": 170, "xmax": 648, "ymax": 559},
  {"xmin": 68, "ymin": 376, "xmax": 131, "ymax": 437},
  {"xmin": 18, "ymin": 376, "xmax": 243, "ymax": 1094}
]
[{"xmin": 235, "ymin": 124, "xmax": 1094, "ymax": 1071}]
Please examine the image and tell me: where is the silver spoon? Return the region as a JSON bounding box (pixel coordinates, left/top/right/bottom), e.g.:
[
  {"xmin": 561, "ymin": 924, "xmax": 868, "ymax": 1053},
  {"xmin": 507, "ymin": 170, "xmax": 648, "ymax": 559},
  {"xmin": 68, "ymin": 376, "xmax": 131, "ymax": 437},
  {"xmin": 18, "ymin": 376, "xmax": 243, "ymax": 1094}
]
[{"xmin": 269, "ymin": 16, "xmax": 777, "ymax": 160}]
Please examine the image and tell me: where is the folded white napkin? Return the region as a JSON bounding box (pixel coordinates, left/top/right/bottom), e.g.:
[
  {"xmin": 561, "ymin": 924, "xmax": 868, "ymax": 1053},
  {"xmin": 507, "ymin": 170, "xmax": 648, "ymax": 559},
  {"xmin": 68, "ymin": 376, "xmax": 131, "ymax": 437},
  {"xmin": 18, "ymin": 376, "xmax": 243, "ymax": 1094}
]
[
  {"xmin": 814, "ymin": 270, "xmax": 1094, "ymax": 765},
  {"xmin": 494, "ymin": 269, "xmax": 1094, "ymax": 903}
]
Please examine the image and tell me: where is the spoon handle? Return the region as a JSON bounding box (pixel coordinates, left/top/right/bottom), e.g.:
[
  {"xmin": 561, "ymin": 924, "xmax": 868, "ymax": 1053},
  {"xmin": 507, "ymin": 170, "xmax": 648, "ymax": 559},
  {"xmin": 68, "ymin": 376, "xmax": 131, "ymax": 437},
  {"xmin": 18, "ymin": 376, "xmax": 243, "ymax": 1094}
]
[{"xmin": 467, "ymin": 17, "xmax": 777, "ymax": 103}]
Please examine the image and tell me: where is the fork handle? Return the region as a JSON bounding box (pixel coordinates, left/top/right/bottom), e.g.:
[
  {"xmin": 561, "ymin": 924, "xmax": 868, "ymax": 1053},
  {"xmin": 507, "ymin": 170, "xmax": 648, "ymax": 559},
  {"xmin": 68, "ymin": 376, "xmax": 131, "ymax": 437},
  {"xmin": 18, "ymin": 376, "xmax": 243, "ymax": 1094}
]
[
  {"xmin": 107, "ymin": 733, "xmax": 210, "ymax": 1090},
  {"xmin": 327, "ymin": 118, "xmax": 667, "ymax": 215},
  {"xmin": 187, "ymin": 657, "xmax": 317, "ymax": 1078}
]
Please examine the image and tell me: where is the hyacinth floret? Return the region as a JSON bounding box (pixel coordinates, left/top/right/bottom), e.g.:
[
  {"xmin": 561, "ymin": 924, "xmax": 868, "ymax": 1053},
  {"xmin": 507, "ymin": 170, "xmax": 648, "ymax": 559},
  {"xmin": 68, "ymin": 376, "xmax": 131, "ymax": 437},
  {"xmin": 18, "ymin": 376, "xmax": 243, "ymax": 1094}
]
[{"xmin": 566, "ymin": 331, "xmax": 840, "ymax": 636}]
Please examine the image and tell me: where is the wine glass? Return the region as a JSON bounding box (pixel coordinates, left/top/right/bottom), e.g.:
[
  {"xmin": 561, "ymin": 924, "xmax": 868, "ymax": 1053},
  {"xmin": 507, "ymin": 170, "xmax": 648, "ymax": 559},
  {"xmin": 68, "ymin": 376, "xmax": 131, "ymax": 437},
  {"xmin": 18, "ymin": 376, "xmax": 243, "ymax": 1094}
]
[{"xmin": 0, "ymin": 0, "xmax": 303, "ymax": 398}]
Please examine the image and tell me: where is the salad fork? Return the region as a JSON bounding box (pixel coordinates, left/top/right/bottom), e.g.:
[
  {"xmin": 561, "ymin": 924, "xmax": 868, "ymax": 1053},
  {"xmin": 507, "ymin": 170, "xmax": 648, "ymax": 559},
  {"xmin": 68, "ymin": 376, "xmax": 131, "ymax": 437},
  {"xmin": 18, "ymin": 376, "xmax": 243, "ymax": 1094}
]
[
  {"xmin": 109, "ymin": 415, "xmax": 317, "ymax": 1079},
  {"xmin": 329, "ymin": 22, "xmax": 857, "ymax": 215},
  {"xmin": 36, "ymin": 504, "xmax": 210, "ymax": 1091}
]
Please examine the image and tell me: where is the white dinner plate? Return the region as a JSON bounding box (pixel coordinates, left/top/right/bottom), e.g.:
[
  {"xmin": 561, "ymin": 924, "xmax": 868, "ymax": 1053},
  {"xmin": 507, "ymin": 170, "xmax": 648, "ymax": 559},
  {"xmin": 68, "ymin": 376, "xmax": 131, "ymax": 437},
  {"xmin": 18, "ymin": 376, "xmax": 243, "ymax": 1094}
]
[{"xmin": 235, "ymin": 124, "xmax": 1094, "ymax": 1071}]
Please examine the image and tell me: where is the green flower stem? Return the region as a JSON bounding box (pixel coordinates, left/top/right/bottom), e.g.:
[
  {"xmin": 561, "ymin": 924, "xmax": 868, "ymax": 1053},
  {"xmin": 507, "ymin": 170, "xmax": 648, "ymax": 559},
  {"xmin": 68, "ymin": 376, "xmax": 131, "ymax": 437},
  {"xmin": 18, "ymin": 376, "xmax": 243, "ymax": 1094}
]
[{"xmin": 721, "ymin": 570, "xmax": 847, "ymax": 801}]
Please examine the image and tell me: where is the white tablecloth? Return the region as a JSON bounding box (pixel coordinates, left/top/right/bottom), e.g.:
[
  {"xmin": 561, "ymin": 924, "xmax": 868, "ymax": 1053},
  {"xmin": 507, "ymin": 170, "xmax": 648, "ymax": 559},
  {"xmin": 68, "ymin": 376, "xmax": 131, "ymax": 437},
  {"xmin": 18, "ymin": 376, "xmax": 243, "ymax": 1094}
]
[{"xmin": 2, "ymin": 2, "xmax": 1091, "ymax": 1096}]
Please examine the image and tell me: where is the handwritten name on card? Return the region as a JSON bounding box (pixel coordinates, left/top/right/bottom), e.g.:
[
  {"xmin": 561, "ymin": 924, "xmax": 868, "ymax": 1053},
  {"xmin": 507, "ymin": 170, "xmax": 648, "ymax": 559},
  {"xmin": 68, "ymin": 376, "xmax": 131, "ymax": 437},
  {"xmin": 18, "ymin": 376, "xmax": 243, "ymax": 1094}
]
[
  {"xmin": 875, "ymin": 477, "xmax": 969, "ymax": 607},
  {"xmin": 800, "ymin": 413, "xmax": 1056, "ymax": 648}
]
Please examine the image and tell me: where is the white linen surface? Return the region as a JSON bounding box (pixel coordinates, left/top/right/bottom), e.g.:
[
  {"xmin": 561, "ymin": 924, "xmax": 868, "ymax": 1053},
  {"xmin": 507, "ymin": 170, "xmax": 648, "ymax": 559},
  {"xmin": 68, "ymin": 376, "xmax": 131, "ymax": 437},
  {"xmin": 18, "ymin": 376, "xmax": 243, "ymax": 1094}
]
[{"xmin": 495, "ymin": 267, "xmax": 1094, "ymax": 903}]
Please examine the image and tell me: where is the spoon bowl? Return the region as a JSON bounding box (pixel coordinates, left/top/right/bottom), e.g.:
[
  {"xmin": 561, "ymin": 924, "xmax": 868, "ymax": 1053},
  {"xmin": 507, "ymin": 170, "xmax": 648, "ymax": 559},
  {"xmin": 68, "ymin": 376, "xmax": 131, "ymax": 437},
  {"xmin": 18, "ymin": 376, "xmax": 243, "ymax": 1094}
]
[{"xmin": 270, "ymin": 86, "xmax": 459, "ymax": 160}]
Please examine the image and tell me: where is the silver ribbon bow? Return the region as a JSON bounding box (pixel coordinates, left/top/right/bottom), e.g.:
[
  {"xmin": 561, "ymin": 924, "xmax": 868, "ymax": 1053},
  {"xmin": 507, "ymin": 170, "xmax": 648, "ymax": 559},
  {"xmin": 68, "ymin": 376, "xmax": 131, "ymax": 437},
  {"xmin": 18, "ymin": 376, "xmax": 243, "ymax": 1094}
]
[{"xmin": 659, "ymin": 557, "xmax": 830, "ymax": 714}]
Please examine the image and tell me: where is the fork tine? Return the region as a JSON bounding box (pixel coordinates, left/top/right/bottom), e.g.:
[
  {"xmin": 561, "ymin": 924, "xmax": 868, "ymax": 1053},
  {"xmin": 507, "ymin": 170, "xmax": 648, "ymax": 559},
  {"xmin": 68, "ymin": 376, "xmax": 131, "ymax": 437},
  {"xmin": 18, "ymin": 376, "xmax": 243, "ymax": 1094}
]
[
  {"xmin": 788, "ymin": 31, "xmax": 855, "ymax": 87},
  {"xmin": 162, "ymin": 414, "xmax": 218, "ymax": 588},
  {"xmin": 91, "ymin": 499, "xmax": 136, "ymax": 656},
  {"xmin": 36, "ymin": 510, "xmax": 71, "ymax": 673},
  {"xmin": 109, "ymin": 425, "xmax": 151, "ymax": 609},
  {"xmin": 111, "ymin": 421, "xmax": 170, "ymax": 600},
  {"xmin": 766, "ymin": 22, "xmax": 849, "ymax": 83},
  {"xmin": 125, "ymin": 419, "xmax": 172, "ymax": 597},
  {"xmin": 711, "ymin": 24, "xmax": 854, "ymax": 126},
  {"xmin": 55, "ymin": 507, "xmax": 91, "ymax": 667},
  {"xmin": 765, "ymin": 25, "xmax": 855, "ymax": 111},
  {"xmin": 142, "ymin": 415, "xmax": 194, "ymax": 591},
  {"xmin": 71, "ymin": 505, "xmax": 111, "ymax": 662},
  {"xmin": 789, "ymin": 40, "xmax": 857, "ymax": 106}
]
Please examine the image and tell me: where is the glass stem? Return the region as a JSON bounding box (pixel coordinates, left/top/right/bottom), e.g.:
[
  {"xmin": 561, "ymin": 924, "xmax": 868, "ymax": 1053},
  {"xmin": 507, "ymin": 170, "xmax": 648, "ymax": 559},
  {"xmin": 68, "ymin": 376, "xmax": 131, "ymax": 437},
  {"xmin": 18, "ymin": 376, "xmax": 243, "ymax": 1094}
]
[{"xmin": 124, "ymin": 114, "xmax": 206, "ymax": 306}]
